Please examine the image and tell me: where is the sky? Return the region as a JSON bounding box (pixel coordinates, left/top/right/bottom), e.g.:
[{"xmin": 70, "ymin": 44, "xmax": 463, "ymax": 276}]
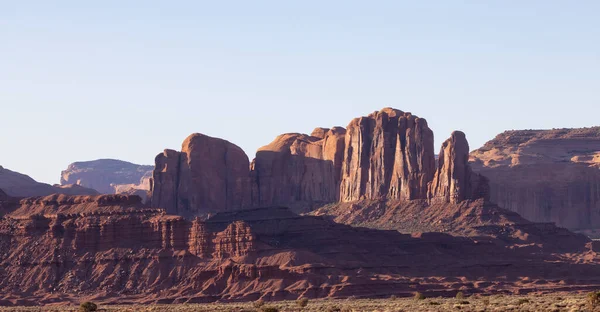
[{"xmin": 1, "ymin": 1, "xmax": 599, "ymax": 184}]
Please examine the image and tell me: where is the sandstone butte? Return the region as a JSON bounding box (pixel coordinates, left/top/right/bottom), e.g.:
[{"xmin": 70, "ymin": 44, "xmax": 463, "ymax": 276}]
[
  {"xmin": 150, "ymin": 108, "xmax": 490, "ymax": 216},
  {"xmin": 2, "ymin": 108, "xmax": 600, "ymax": 306},
  {"xmin": 470, "ymin": 127, "xmax": 600, "ymax": 232}
]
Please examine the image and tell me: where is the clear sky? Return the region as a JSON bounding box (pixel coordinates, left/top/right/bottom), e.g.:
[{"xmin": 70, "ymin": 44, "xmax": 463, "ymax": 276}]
[{"xmin": 1, "ymin": 1, "xmax": 599, "ymax": 184}]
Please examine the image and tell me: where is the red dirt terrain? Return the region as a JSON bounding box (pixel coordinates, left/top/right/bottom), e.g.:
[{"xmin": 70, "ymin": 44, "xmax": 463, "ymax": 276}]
[{"xmin": 1, "ymin": 195, "xmax": 599, "ymax": 306}]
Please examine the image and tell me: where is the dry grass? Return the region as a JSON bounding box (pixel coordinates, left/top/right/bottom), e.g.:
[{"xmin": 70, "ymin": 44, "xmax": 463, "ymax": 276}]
[{"xmin": 0, "ymin": 293, "xmax": 594, "ymax": 312}]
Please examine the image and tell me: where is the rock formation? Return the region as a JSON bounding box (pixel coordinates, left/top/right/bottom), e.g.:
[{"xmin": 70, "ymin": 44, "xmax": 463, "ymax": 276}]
[
  {"xmin": 150, "ymin": 108, "xmax": 486, "ymax": 215},
  {"xmin": 151, "ymin": 133, "xmax": 251, "ymax": 217},
  {"xmin": 0, "ymin": 165, "xmax": 99, "ymax": 197},
  {"xmin": 251, "ymin": 127, "xmax": 346, "ymax": 211},
  {"xmin": 428, "ymin": 131, "xmax": 489, "ymax": 204},
  {"xmin": 339, "ymin": 108, "xmax": 436, "ymax": 202},
  {"xmin": 60, "ymin": 159, "xmax": 153, "ymax": 195},
  {"xmin": 0, "ymin": 198, "xmax": 598, "ymax": 305},
  {"xmin": 470, "ymin": 128, "xmax": 600, "ymax": 230},
  {"xmin": 8, "ymin": 194, "xmax": 145, "ymax": 218}
]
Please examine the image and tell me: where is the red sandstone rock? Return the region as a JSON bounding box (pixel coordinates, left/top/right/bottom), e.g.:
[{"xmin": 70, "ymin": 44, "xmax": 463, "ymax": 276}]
[
  {"xmin": 428, "ymin": 131, "xmax": 489, "ymax": 204},
  {"xmin": 151, "ymin": 108, "xmax": 488, "ymax": 216},
  {"xmin": 470, "ymin": 128, "xmax": 600, "ymax": 230},
  {"xmin": 250, "ymin": 129, "xmax": 345, "ymax": 212},
  {"xmin": 8, "ymin": 194, "xmax": 145, "ymax": 218},
  {"xmin": 151, "ymin": 133, "xmax": 251, "ymax": 217},
  {"xmin": 339, "ymin": 108, "xmax": 436, "ymax": 202},
  {"xmin": 0, "ymin": 201, "xmax": 597, "ymax": 305}
]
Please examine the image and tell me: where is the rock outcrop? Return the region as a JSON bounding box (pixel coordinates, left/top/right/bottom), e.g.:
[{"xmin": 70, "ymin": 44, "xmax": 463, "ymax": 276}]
[
  {"xmin": 428, "ymin": 131, "xmax": 489, "ymax": 204},
  {"xmin": 60, "ymin": 159, "xmax": 153, "ymax": 195},
  {"xmin": 470, "ymin": 128, "xmax": 600, "ymax": 230},
  {"xmin": 339, "ymin": 108, "xmax": 436, "ymax": 202},
  {"xmin": 151, "ymin": 133, "xmax": 251, "ymax": 217},
  {"xmin": 251, "ymin": 127, "xmax": 346, "ymax": 211},
  {"xmin": 1, "ymin": 200, "xmax": 598, "ymax": 305},
  {"xmin": 150, "ymin": 108, "xmax": 486, "ymax": 215},
  {"xmin": 0, "ymin": 165, "xmax": 99, "ymax": 197},
  {"xmin": 7, "ymin": 194, "xmax": 145, "ymax": 218}
]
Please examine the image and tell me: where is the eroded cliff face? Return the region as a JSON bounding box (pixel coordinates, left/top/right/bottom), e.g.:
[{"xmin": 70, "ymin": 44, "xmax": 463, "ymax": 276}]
[
  {"xmin": 150, "ymin": 108, "xmax": 487, "ymax": 215},
  {"xmin": 8, "ymin": 194, "xmax": 145, "ymax": 218},
  {"xmin": 339, "ymin": 108, "xmax": 436, "ymax": 202},
  {"xmin": 429, "ymin": 131, "xmax": 489, "ymax": 204},
  {"xmin": 470, "ymin": 128, "xmax": 600, "ymax": 229},
  {"xmin": 150, "ymin": 133, "xmax": 251, "ymax": 217},
  {"xmin": 251, "ymin": 127, "xmax": 346, "ymax": 211}
]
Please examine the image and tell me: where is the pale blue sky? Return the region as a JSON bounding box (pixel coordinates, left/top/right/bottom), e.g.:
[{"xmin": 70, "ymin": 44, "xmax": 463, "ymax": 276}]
[{"xmin": 1, "ymin": 1, "xmax": 599, "ymax": 184}]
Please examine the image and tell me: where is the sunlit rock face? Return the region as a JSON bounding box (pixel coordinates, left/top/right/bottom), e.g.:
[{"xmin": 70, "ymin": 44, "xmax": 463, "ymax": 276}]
[{"xmin": 470, "ymin": 128, "xmax": 600, "ymax": 229}]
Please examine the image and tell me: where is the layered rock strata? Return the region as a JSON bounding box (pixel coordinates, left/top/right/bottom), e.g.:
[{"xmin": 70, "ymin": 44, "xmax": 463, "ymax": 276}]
[
  {"xmin": 0, "ymin": 201, "xmax": 597, "ymax": 305},
  {"xmin": 470, "ymin": 128, "xmax": 600, "ymax": 229}
]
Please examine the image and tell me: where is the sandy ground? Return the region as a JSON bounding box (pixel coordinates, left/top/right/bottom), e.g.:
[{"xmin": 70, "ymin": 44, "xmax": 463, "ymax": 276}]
[{"xmin": 0, "ymin": 293, "xmax": 597, "ymax": 312}]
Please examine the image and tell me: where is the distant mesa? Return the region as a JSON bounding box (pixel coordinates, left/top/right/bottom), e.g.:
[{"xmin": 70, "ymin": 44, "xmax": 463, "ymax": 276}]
[
  {"xmin": 470, "ymin": 127, "xmax": 600, "ymax": 231},
  {"xmin": 60, "ymin": 159, "xmax": 153, "ymax": 200}
]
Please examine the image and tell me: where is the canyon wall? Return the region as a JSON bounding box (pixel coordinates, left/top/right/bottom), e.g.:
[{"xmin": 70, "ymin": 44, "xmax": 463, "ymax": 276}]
[{"xmin": 470, "ymin": 128, "xmax": 600, "ymax": 230}]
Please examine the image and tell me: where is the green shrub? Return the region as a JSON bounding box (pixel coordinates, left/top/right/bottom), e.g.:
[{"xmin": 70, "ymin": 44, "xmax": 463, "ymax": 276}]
[
  {"xmin": 326, "ymin": 306, "xmax": 341, "ymax": 312},
  {"xmin": 390, "ymin": 294, "xmax": 397, "ymax": 300},
  {"xmin": 456, "ymin": 291, "xmax": 465, "ymax": 299},
  {"xmin": 518, "ymin": 298, "xmax": 530, "ymax": 305},
  {"xmin": 261, "ymin": 307, "xmax": 279, "ymax": 312},
  {"xmin": 414, "ymin": 292, "xmax": 425, "ymax": 300},
  {"xmin": 253, "ymin": 299, "xmax": 265, "ymax": 308},
  {"xmin": 296, "ymin": 297, "xmax": 309, "ymax": 308},
  {"xmin": 79, "ymin": 301, "xmax": 97, "ymax": 312}
]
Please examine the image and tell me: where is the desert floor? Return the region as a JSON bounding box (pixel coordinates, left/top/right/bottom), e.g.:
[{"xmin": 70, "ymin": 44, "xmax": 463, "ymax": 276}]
[{"xmin": 0, "ymin": 293, "xmax": 598, "ymax": 312}]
